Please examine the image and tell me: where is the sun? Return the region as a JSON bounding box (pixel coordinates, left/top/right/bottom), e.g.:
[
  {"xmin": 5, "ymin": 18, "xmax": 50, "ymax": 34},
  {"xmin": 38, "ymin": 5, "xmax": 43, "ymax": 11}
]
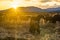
[
  {"xmin": 11, "ymin": 1, "xmax": 19, "ymax": 9},
  {"xmin": 10, "ymin": 0, "xmax": 32, "ymax": 9}
]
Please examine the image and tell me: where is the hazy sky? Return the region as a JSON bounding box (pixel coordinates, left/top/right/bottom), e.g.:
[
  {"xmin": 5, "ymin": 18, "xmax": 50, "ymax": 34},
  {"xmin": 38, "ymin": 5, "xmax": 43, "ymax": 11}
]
[{"xmin": 0, "ymin": 0, "xmax": 60, "ymax": 10}]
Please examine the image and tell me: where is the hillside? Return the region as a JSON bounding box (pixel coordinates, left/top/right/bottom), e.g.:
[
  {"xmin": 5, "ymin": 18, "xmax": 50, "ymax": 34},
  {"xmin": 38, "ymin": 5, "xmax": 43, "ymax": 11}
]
[
  {"xmin": 0, "ymin": 6, "xmax": 60, "ymax": 13},
  {"xmin": 0, "ymin": 7, "xmax": 60, "ymax": 40}
]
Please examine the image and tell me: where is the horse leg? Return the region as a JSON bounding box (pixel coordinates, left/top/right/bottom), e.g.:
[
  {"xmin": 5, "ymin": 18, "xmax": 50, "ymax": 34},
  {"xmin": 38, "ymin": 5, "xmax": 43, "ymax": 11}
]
[
  {"xmin": 37, "ymin": 28, "xmax": 40, "ymax": 34},
  {"xmin": 29, "ymin": 26, "xmax": 35, "ymax": 35}
]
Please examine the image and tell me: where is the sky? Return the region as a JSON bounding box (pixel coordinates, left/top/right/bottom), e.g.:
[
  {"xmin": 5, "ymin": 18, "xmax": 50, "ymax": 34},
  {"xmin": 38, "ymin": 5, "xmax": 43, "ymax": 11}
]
[{"xmin": 0, "ymin": 0, "xmax": 60, "ymax": 10}]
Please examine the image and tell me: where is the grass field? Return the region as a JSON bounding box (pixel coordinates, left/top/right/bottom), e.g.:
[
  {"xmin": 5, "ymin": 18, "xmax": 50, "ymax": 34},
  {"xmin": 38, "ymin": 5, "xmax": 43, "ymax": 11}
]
[{"xmin": 0, "ymin": 12, "xmax": 60, "ymax": 40}]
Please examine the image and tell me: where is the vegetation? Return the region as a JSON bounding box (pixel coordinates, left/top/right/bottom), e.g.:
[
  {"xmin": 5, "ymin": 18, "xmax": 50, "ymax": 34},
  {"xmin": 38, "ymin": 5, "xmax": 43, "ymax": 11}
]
[{"xmin": 0, "ymin": 12, "xmax": 60, "ymax": 40}]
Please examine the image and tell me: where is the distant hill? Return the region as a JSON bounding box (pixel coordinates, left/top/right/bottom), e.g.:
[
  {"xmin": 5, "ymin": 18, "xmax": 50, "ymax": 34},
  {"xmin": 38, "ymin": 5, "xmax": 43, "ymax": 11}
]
[
  {"xmin": 17, "ymin": 6, "xmax": 42, "ymax": 12},
  {"xmin": 46, "ymin": 7, "xmax": 60, "ymax": 13},
  {"xmin": 0, "ymin": 6, "xmax": 60, "ymax": 13}
]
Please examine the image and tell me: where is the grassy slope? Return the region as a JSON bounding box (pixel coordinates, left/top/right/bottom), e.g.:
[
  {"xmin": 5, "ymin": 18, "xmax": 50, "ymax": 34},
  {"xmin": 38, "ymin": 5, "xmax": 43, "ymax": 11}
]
[{"xmin": 0, "ymin": 12, "xmax": 59, "ymax": 40}]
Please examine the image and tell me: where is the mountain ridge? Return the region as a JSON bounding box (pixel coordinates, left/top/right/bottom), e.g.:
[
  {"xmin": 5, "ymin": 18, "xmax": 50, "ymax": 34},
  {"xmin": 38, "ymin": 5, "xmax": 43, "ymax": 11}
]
[{"xmin": 0, "ymin": 6, "xmax": 60, "ymax": 13}]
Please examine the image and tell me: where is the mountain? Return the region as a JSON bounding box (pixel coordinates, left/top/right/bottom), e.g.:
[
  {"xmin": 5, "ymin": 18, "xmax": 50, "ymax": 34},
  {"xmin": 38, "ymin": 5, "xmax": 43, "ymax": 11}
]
[
  {"xmin": 17, "ymin": 6, "xmax": 45, "ymax": 12},
  {"xmin": 46, "ymin": 7, "xmax": 60, "ymax": 12},
  {"xmin": 0, "ymin": 6, "xmax": 60, "ymax": 13}
]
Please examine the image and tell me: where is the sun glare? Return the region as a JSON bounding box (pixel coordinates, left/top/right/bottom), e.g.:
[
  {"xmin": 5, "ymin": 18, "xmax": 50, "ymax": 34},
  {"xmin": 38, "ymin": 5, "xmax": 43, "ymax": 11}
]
[{"xmin": 11, "ymin": 1, "xmax": 19, "ymax": 9}]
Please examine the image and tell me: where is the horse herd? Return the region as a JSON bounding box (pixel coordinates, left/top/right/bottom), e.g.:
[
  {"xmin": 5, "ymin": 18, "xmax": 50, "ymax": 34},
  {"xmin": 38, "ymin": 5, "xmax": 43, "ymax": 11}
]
[{"xmin": 29, "ymin": 13, "xmax": 60, "ymax": 35}]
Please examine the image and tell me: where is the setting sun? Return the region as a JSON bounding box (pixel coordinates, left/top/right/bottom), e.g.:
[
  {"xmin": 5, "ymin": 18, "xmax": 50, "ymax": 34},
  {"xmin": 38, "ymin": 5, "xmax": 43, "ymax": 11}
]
[
  {"xmin": 11, "ymin": 1, "xmax": 19, "ymax": 9},
  {"xmin": 10, "ymin": 0, "xmax": 28, "ymax": 9}
]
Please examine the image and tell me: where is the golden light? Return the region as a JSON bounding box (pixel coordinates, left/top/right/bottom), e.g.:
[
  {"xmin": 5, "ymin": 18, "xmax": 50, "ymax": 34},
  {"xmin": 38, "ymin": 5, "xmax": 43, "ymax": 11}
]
[{"xmin": 11, "ymin": 1, "xmax": 19, "ymax": 9}]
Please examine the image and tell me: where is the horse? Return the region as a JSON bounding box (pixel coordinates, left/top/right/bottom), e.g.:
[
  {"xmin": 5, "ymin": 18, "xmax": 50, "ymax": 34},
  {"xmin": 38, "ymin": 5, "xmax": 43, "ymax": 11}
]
[
  {"xmin": 29, "ymin": 15, "xmax": 44, "ymax": 35},
  {"xmin": 51, "ymin": 14, "xmax": 60, "ymax": 23}
]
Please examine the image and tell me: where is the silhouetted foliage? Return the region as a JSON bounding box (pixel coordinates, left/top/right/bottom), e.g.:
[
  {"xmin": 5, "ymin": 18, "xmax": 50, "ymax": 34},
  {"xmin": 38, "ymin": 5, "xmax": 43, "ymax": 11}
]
[{"xmin": 51, "ymin": 14, "xmax": 60, "ymax": 23}]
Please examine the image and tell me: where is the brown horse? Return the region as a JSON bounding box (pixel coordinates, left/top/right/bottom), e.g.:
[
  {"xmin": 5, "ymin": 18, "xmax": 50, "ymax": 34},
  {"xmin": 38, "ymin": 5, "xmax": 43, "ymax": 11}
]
[
  {"xmin": 51, "ymin": 14, "xmax": 60, "ymax": 23},
  {"xmin": 29, "ymin": 15, "xmax": 44, "ymax": 35}
]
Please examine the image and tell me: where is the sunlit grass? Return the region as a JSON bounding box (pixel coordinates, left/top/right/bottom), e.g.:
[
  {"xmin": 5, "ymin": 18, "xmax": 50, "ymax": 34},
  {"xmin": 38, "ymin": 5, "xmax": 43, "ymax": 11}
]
[{"xmin": 0, "ymin": 12, "xmax": 59, "ymax": 40}]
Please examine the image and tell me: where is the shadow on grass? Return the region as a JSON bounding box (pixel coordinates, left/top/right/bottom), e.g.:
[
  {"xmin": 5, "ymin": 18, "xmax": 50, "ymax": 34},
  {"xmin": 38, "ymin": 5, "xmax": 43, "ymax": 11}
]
[{"xmin": 0, "ymin": 37, "xmax": 27, "ymax": 40}]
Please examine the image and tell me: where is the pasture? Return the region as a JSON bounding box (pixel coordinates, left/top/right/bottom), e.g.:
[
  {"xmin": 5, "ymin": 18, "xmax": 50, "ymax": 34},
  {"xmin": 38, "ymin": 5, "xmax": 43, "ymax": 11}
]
[{"xmin": 0, "ymin": 12, "xmax": 60, "ymax": 40}]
